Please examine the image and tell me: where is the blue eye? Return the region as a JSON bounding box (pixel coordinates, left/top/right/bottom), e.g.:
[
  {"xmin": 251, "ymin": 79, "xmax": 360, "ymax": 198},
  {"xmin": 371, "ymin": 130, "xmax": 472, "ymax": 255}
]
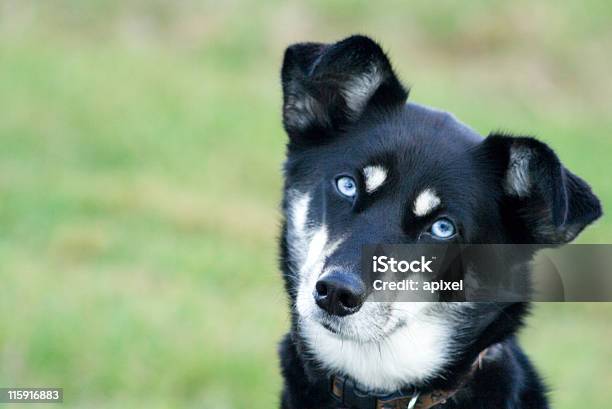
[
  {"xmin": 430, "ymin": 218, "xmax": 456, "ymax": 239},
  {"xmin": 336, "ymin": 176, "xmax": 357, "ymax": 198}
]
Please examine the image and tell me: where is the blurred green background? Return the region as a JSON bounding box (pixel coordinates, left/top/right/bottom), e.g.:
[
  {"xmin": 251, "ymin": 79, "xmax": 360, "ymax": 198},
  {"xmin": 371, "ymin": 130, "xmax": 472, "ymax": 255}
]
[{"xmin": 0, "ymin": 1, "xmax": 611, "ymax": 408}]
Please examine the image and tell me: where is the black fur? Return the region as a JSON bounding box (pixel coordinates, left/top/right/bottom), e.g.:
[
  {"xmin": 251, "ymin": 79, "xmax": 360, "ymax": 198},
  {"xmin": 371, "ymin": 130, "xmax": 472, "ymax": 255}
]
[{"xmin": 278, "ymin": 35, "xmax": 601, "ymax": 409}]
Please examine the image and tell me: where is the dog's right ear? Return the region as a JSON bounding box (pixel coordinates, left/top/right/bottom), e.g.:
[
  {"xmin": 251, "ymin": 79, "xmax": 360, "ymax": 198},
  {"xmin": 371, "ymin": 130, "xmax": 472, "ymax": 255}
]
[
  {"xmin": 476, "ymin": 134, "xmax": 602, "ymax": 245},
  {"xmin": 281, "ymin": 35, "xmax": 408, "ymax": 145}
]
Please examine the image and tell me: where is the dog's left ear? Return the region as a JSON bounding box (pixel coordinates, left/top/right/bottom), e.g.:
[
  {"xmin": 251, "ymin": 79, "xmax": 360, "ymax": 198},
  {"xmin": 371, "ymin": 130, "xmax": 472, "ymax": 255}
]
[
  {"xmin": 281, "ymin": 35, "xmax": 408, "ymax": 145},
  {"xmin": 476, "ymin": 134, "xmax": 602, "ymax": 244}
]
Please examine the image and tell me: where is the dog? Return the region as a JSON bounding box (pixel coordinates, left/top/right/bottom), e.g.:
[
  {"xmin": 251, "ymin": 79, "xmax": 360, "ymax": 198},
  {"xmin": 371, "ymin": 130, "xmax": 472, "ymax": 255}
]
[{"xmin": 277, "ymin": 35, "xmax": 601, "ymax": 409}]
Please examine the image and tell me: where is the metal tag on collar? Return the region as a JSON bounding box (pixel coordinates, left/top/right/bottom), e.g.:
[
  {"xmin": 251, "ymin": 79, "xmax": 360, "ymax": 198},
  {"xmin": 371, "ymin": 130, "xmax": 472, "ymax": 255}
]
[{"xmin": 407, "ymin": 391, "xmax": 421, "ymax": 409}]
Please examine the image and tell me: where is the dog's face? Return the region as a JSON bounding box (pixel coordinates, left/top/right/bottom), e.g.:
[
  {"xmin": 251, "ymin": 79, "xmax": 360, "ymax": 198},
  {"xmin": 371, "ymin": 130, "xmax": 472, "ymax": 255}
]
[{"xmin": 280, "ymin": 36, "xmax": 601, "ymax": 391}]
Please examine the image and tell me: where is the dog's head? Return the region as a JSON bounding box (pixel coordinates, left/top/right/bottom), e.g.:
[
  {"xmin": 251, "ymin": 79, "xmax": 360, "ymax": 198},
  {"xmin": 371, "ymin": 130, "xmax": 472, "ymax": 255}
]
[{"xmin": 280, "ymin": 35, "xmax": 601, "ymax": 391}]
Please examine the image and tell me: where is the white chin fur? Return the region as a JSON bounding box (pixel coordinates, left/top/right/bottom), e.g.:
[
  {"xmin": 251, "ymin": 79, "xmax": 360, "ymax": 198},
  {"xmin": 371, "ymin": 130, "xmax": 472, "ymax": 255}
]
[{"xmin": 298, "ymin": 302, "xmax": 452, "ymax": 392}]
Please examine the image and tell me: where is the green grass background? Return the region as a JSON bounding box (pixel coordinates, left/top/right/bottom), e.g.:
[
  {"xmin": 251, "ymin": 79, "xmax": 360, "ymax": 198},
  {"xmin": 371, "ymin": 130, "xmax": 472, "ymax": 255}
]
[{"xmin": 0, "ymin": 1, "xmax": 611, "ymax": 408}]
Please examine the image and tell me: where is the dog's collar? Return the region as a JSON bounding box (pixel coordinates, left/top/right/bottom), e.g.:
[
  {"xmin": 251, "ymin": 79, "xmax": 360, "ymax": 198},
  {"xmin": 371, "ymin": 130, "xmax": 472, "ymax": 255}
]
[{"xmin": 329, "ymin": 348, "xmax": 489, "ymax": 409}]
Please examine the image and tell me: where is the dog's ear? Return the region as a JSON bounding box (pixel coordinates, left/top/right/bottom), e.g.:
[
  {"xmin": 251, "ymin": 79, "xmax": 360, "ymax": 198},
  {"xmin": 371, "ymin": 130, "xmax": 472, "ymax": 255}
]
[
  {"xmin": 476, "ymin": 134, "xmax": 602, "ymax": 244},
  {"xmin": 281, "ymin": 35, "xmax": 408, "ymax": 145}
]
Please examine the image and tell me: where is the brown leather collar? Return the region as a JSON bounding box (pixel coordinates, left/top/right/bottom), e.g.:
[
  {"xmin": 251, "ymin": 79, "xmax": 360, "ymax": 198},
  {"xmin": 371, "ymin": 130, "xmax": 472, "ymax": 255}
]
[{"xmin": 329, "ymin": 348, "xmax": 488, "ymax": 409}]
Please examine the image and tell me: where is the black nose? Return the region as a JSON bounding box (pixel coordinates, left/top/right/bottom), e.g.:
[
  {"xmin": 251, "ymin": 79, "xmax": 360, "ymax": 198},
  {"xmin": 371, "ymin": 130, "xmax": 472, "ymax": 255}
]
[{"xmin": 314, "ymin": 272, "xmax": 365, "ymax": 316}]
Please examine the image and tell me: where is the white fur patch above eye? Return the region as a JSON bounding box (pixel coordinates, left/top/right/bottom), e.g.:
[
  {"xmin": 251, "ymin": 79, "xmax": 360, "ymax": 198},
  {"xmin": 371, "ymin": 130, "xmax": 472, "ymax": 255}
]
[
  {"xmin": 505, "ymin": 145, "xmax": 532, "ymax": 197},
  {"xmin": 413, "ymin": 189, "xmax": 441, "ymax": 217},
  {"xmin": 363, "ymin": 165, "xmax": 388, "ymax": 193}
]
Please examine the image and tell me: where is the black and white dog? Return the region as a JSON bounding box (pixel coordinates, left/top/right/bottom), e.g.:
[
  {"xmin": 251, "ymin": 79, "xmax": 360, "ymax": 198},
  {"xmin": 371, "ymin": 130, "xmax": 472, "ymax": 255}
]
[{"xmin": 277, "ymin": 35, "xmax": 601, "ymax": 409}]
